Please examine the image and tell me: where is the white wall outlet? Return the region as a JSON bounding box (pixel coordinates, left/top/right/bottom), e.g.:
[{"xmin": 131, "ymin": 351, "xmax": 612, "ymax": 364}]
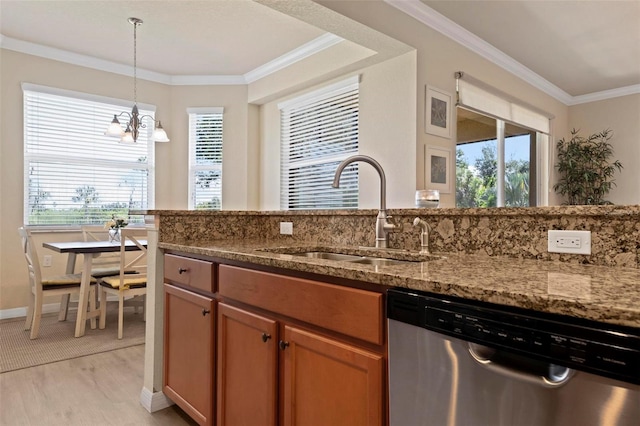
[
  {"xmin": 280, "ymin": 222, "xmax": 293, "ymax": 235},
  {"xmin": 547, "ymin": 230, "xmax": 591, "ymax": 255},
  {"xmin": 42, "ymin": 255, "xmax": 53, "ymax": 267}
]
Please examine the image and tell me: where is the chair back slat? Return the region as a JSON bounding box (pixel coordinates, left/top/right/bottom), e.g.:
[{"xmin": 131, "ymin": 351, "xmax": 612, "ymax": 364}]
[
  {"xmin": 18, "ymin": 227, "xmax": 42, "ymax": 289},
  {"xmin": 117, "ymin": 228, "xmax": 148, "ymax": 285},
  {"xmin": 81, "ymin": 225, "xmax": 121, "ymax": 274}
]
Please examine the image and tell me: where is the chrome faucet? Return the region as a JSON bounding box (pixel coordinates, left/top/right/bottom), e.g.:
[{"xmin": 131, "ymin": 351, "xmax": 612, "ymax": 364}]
[
  {"xmin": 332, "ymin": 155, "xmax": 398, "ymax": 249},
  {"xmin": 413, "ymin": 217, "xmax": 431, "ymax": 254}
]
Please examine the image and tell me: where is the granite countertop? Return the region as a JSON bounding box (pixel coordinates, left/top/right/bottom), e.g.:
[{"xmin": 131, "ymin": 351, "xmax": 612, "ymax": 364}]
[{"xmin": 159, "ymin": 240, "xmax": 640, "ymax": 329}]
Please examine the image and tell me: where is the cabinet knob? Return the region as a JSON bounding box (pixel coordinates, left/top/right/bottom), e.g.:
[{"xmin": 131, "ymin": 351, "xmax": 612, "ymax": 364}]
[
  {"xmin": 279, "ymin": 340, "xmax": 290, "ymax": 350},
  {"xmin": 178, "ymin": 267, "xmax": 188, "ymax": 274},
  {"xmin": 201, "ymin": 309, "xmax": 211, "ymax": 316},
  {"xmin": 261, "ymin": 333, "xmax": 272, "ymax": 343}
]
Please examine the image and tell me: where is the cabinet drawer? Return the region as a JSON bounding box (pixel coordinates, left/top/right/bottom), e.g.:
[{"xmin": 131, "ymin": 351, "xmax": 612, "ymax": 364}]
[
  {"xmin": 219, "ymin": 265, "xmax": 383, "ymax": 345},
  {"xmin": 164, "ymin": 254, "xmax": 216, "ymax": 293}
]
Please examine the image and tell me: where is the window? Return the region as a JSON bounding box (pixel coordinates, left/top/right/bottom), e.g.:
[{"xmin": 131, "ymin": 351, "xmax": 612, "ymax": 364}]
[
  {"xmin": 456, "ymin": 109, "xmax": 536, "ymax": 207},
  {"xmin": 23, "ymin": 84, "xmax": 155, "ymax": 226},
  {"xmin": 188, "ymin": 108, "xmax": 223, "ymax": 210},
  {"xmin": 454, "ymin": 73, "xmax": 551, "ymax": 207},
  {"xmin": 279, "ymin": 77, "xmax": 359, "ymax": 210}
]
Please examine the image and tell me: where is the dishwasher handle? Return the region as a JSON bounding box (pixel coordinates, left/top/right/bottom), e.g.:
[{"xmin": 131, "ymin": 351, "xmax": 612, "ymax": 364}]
[{"xmin": 468, "ymin": 343, "xmax": 574, "ymax": 388}]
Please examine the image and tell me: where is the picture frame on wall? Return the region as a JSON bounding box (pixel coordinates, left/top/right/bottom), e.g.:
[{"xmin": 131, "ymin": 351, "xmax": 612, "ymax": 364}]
[
  {"xmin": 425, "ymin": 85, "xmax": 452, "ymax": 138},
  {"xmin": 425, "ymin": 146, "xmax": 451, "ymax": 193}
]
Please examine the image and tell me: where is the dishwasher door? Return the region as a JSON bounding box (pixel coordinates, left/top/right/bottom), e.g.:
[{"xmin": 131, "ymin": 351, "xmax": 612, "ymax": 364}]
[{"xmin": 388, "ymin": 319, "xmax": 640, "ymax": 426}]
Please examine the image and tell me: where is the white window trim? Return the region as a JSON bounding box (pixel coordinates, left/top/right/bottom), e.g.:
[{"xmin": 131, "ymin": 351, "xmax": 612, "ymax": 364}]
[
  {"xmin": 279, "ymin": 77, "xmax": 360, "ymax": 210},
  {"xmin": 188, "ymin": 107, "xmax": 224, "ymax": 210},
  {"xmin": 22, "ymin": 84, "xmax": 155, "ymax": 226}
]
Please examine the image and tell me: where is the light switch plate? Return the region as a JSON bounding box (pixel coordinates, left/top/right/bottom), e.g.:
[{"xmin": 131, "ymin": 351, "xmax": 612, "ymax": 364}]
[
  {"xmin": 548, "ymin": 230, "xmax": 591, "ymax": 255},
  {"xmin": 43, "ymin": 255, "xmax": 52, "ymax": 267},
  {"xmin": 280, "ymin": 222, "xmax": 293, "ymax": 235}
]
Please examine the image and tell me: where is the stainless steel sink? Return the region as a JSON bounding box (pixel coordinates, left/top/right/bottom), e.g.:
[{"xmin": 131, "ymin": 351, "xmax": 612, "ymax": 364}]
[
  {"xmin": 349, "ymin": 258, "xmax": 408, "ymax": 266},
  {"xmin": 291, "ymin": 252, "xmax": 364, "ymax": 261}
]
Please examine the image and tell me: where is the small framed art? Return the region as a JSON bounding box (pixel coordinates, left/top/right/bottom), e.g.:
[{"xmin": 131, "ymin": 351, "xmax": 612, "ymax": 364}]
[
  {"xmin": 425, "ymin": 85, "xmax": 452, "ymax": 138},
  {"xmin": 425, "ymin": 146, "xmax": 451, "ymax": 193}
]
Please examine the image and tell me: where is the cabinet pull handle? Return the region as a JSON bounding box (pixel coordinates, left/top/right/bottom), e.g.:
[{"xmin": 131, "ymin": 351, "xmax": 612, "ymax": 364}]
[
  {"xmin": 178, "ymin": 267, "xmax": 188, "ymax": 274},
  {"xmin": 261, "ymin": 333, "xmax": 272, "ymax": 342},
  {"xmin": 201, "ymin": 309, "xmax": 211, "ymax": 316},
  {"xmin": 279, "ymin": 340, "xmax": 290, "ymax": 350}
]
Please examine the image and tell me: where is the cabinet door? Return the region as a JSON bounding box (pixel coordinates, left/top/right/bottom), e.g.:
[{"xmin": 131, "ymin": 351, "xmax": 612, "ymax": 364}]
[
  {"xmin": 164, "ymin": 284, "xmax": 215, "ymax": 426},
  {"xmin": 282, "ymin": 326, "xmax": 384, "ymax": 426},
  {"xmin": 217, "ymin": 303, "xmax": 278, "ymax": 426}
]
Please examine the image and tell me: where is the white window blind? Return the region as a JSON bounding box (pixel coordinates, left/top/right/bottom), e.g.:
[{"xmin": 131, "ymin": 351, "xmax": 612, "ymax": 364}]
[
  {"xmin": 188, "ymin": 108, "xmax": 223, "ymax": 210},
  {"xmin": 23, "ymin": 84, "xmax": 154, "ymax": 226},
  {"xmin": 279, "ymin": 77, "xmax": 359, "ymax": 210},
  {"xmin": 455, "ymin": 72, "xmax": 552, "ymax": 134}
]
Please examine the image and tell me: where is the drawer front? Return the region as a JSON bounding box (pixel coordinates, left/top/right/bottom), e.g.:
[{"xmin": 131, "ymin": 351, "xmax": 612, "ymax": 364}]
[
  {"xmin": 164, "ymin": 254, "xmax": 215, "ymax": 293},
  {"xmin": 218, "ymin": 265, "xmax": 383, "ymax": 345}
]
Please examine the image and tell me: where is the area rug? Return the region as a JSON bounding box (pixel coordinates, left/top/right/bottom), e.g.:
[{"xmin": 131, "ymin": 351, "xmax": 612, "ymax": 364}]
[{"xmin": 0, "ymin": 303, "xmax": 145, "ymax": 373}]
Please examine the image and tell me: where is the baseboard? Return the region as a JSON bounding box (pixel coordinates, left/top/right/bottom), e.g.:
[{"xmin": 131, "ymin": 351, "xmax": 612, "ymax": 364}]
[
  {"xmin": 140, "ymin": 387, "xmax": 174, "ymax": 413},
  {"xmin": 0, "ymin": 295, "xmax": 137, "ymax": 320},
  {"xmin": 0, "ymin": 302, "xmax": 63, "ymax": 320}
]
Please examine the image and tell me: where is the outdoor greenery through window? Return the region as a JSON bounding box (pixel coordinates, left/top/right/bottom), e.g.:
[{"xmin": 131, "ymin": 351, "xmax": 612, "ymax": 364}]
[
  {"xmin": 23, "ymin": 84, "xmax": 154, "ymax": 226},
  {"xmin": 279, "ymin": 76, "xmax": 359, "ymax": 210},
  {"xmin": 188, "ymin": 108, "xmax": 223, "ymax": 210},
  {"xmin": 456, "ymin": 108, "xmax": 536, "ymax": 208}
]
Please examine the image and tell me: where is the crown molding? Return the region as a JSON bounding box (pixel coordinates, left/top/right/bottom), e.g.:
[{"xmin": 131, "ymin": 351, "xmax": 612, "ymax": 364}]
[
  {"xmin": 0, "ymin": 34, "xmax": 172, "ymax": 85},
  {"xmin": 1, "ymin": 32, "xmax": 343, "ymax": 87},
  {"xmin": 383, "ymin": 0, "xmax": 640, "ymax": 106},
  {"xmin": 170, "ymin": 75, "xmax": 247, "ymax": 85},
  {"xmin": 569, "ymin": 84, "xmax": 640, "ymax": 105},
  {"xmin": 243, "ymin": 33, "xmax": 344, "ymax": 84}
]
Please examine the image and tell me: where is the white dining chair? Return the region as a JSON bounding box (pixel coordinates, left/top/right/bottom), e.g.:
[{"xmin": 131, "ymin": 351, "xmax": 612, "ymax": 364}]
[
  {"xmin": 81, "ymin": 225, "xmax": 125, "ymax": 277},
  {"xmin": 98, "ymin": 228, "xmax": 147, "ymax": 339},
  {"xmin": 19, "ymin": 227, "xmax": 97, "ymax": 339}
]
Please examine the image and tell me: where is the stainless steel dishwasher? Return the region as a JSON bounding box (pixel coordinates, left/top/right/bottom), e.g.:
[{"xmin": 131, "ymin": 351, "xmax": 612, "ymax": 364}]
[{"xmin": 387, "ymin": 288, "xmax": 640, "ymax": 426}]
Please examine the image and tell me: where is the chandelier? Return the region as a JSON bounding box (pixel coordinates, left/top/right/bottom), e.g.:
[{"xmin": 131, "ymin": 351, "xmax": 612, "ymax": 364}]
[{"xmin": 105, "ymin": 17, "xmax": 169, "ymax": 144}]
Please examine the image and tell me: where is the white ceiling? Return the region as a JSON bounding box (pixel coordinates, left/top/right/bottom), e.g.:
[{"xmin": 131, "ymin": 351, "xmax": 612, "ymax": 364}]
[
  {"xmin": 0, "ymin": 0, "xmax": 326, "ymax": 77},
  {"xmin": 419, "ymin": 0, "xmax": 640, "ymax": 97},
  {"xmin": 1, "ymin": 0, "xmax": 639, "ymax": 102}
]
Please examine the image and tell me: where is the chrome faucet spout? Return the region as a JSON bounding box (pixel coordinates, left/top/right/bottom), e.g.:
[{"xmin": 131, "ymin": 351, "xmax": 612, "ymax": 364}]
[
  {"xmin": 333, "ymin": 155, "xmax": 397, "ymax": 248},
  {"xmin": 332, "ymin": 155, "xmax": 387, "ymax": 211}
]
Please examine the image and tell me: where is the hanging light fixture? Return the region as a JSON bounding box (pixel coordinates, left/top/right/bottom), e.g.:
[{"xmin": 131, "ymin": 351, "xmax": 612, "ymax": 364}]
[{"xmin": 105, "ymin": 17, "xmax": 169, "ymax": 144}]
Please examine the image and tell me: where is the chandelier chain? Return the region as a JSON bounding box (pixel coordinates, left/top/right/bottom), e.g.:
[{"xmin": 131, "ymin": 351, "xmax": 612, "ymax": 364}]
[{"xmin": 133, "ymin": 19, "xmax": 138, "ymax": 105}]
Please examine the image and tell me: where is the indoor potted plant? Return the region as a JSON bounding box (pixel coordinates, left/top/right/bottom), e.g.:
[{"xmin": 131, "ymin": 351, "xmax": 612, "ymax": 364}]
[
  {"xmin": 105, "ymin": 214, "xmax": 128, "ymax": 242},
  {"xmin": 553, "ymin": 128, "xmax": 623, "ymax": 205}
]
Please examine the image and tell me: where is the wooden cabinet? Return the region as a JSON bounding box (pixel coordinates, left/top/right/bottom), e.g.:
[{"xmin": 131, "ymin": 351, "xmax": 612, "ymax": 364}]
[
  {"xmin": 163, "ymin": 264, "xmax": 216, "ymax": 426},
  {"xmin": 217, "ymin": 303, "xmax": 278, "ymax": 426},
  {"xmin": 217, "ymin": 265, "xmax": 386, "ymax": 426},
  {"xmin": 281, "ymin": 326, "xmax": 383, "ymax": 426}
]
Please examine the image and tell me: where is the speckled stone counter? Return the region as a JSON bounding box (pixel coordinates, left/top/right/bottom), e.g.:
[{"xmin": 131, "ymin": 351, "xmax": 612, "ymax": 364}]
[
  {"xmin": 159, "ymin": 239, "xmax": 640, "ymax": 329},
  {"xmin": 139, "ymin": 205, "xmax": 640, "ymax": 268}
]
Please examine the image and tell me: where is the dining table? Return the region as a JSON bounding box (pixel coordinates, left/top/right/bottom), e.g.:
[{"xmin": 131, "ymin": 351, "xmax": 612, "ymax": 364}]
[{"xmin": 43, "ymin": 239, "xmax": 147, "ymax": 337}]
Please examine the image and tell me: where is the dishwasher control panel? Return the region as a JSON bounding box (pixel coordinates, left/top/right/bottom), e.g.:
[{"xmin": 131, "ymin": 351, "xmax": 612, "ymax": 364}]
[{"xmin": 388, "ymin": 288, "xmax": 640, "ymax": 385}]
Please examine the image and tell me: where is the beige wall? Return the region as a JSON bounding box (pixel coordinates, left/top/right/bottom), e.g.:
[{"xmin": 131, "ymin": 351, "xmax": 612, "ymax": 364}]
[
  {"xmin": 165, "ymin": 84, "xmax": 256, "ymax": 210},
  {"xmin": 568, "ymin": 95, "xmax": 640, "ymax": 205},
  {"xmin": 317, "ymin": 0, "xmax": 573, "ymax": 207},
  {"xmin": 259, "ymin": 51, "xmax": 417, "ymax": 210},
  {"xmin": 2, "ymin": 0, "xmax": 638, "ymax": 312},
  {"xmin": 0, "ymin": 50, "xmax": 251, "ymax": 311}
]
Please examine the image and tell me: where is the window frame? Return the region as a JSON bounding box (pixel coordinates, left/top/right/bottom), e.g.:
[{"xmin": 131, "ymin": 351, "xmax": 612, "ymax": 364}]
[
  {"xmin": 22, "ymin": 83, "xmax": 155, "ymax": 228},
  {"xmin": 278, "ymin": 76, "xmax": 360, "ymax": 210},
  {"xmin": 187, "ymin": 107, "xmax": 224, "ymax": 210}
]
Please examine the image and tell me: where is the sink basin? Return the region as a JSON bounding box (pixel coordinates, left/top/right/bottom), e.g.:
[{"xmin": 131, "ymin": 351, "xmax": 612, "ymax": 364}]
[
  {"xmin": 349, "ymin": 258, "xmax": 409, "ymax": 266},
  {"xmin": 291, "ymin": 252, "xmax": 363, "ymax": 262}
]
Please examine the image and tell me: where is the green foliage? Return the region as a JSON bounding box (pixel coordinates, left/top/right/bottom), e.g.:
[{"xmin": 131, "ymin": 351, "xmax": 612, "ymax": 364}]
[
  {"xmin": 196, "ymin": 198, "xmax": 221, "ymax": 210},
  {"xmin": 553, "ymin": 128, "xmax": 623, "ymax": 205},
  {"xmin": 456, "ymin": 146, "xmax": 530, "ymax": 208}
]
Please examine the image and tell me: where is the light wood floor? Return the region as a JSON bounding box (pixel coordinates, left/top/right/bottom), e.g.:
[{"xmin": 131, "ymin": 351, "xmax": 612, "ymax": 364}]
[{"xmin": 0, "ymin": 345, "xmax": 197, "ymax": 426}]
